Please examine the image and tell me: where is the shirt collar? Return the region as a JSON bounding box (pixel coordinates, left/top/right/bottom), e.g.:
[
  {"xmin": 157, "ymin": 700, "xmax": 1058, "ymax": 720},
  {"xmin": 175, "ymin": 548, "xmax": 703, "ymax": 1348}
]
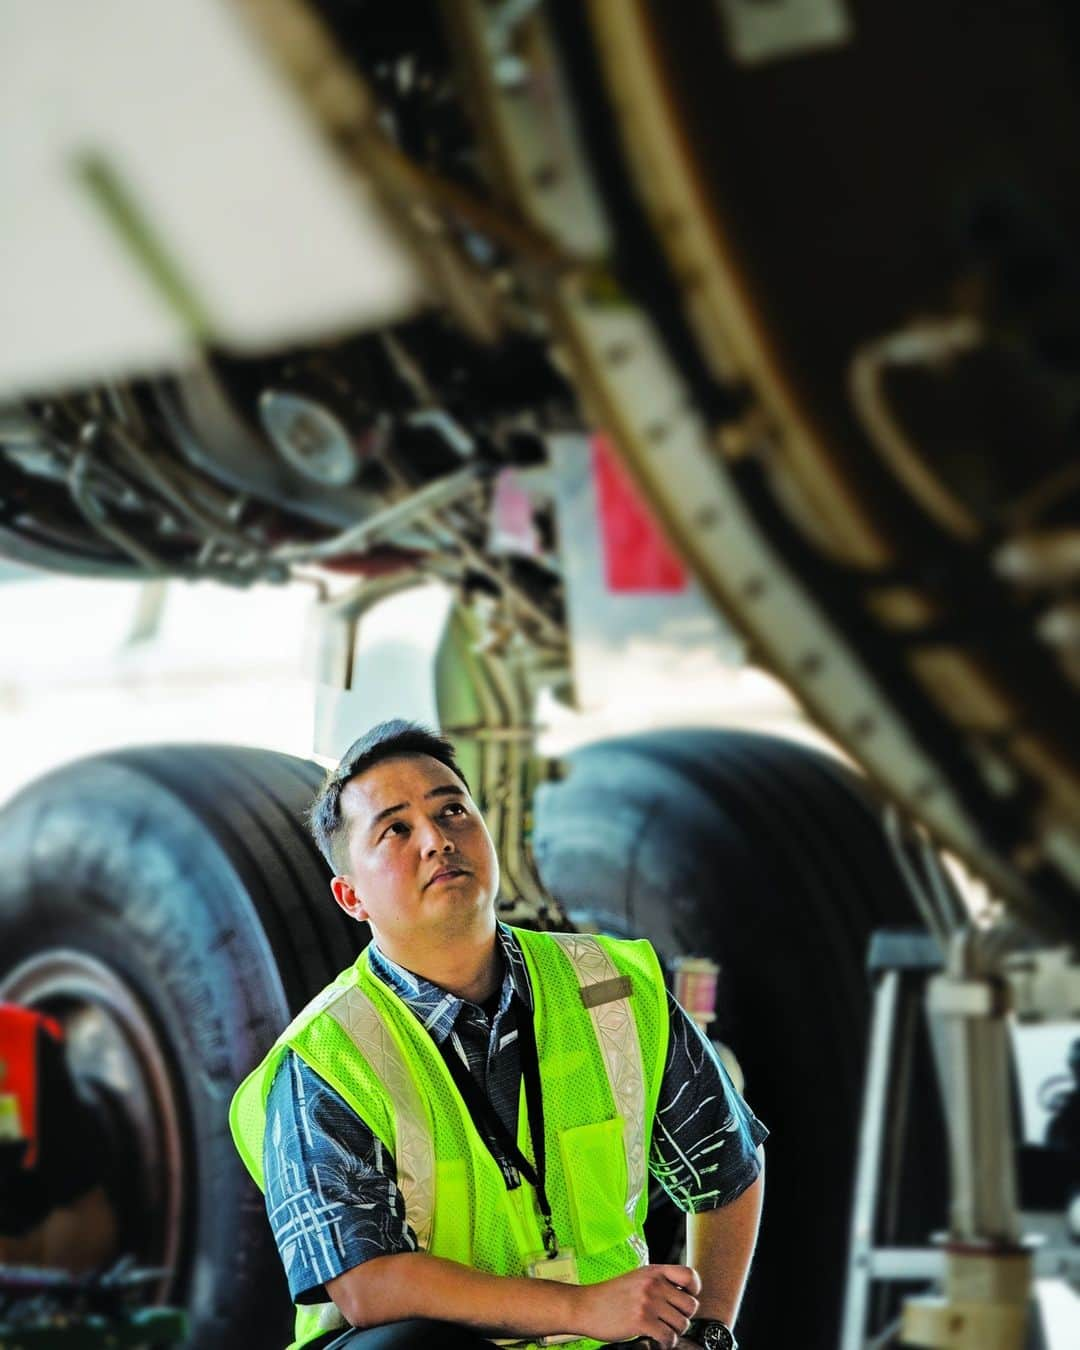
[{"xmin": 365, "ymin": 922, "xmax": 533, "ymax": 1046}]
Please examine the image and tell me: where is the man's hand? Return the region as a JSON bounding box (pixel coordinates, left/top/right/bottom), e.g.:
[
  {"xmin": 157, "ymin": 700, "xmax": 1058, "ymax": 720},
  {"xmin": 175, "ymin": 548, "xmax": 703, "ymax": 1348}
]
[{"xmin": 569, "ymin": 1263, "xmax": 701, "ymax": 1349}]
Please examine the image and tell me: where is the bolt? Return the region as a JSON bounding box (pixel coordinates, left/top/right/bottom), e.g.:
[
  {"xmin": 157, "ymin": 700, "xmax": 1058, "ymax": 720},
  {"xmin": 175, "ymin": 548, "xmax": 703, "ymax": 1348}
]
[
  {"xmin": 285, "ymin": 410, "xmax": 330, "ymax": 459},
  {"xmin": 494, "ymin": 54, "xmax": 528, "ymax": 89}
]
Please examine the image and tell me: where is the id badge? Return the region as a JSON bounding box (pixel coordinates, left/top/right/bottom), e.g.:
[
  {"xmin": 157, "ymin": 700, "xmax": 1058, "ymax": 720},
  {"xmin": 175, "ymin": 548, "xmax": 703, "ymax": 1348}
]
[
  {"xmin": 525, "ymin": 1246, "xmax": 579, "ymax": 1284},
  {"xmin": 526, "ymin": 1247, "xmax": 579, "ymax": 1347}
]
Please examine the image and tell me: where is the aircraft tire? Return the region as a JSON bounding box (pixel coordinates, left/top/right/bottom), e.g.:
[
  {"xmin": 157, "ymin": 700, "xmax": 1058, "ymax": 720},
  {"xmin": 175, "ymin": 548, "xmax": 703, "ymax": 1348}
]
[
  {"xmin": 532, "ymin": 728, "xmax": 949, "ymax": 1350},
  {"xmin": 0, "ymin": 744, "xmax": 354, "ymax": 1350}
]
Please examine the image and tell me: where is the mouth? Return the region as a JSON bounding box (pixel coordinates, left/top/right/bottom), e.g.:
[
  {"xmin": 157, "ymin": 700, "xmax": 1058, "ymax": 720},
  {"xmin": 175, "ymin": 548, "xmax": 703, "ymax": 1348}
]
[{"xmin": 427, "ymin": 867, "xmax": 470, "ymax": 887}]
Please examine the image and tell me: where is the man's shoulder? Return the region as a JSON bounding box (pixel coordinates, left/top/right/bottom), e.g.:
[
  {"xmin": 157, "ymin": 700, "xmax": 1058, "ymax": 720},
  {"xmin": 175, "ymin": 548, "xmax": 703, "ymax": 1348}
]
[
  {"xmin": 266, "ymin": 1045, "xmax": 302, "ymax": 1101},
  {"xmin": 266, "ymin": 1044, "xmax": 341, "ymax": 1107},
  {"xmin": 515, "ymin": 927, "xmax": 664, "ymax": 984},
  {"xmin": 272, "ymin": 961, "xmax": 366, "ymax": 1050}
]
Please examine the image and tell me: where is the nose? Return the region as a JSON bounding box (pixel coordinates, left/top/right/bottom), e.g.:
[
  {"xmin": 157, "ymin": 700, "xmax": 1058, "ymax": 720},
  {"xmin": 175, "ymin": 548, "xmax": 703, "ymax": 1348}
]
[{"xmin": 419, "ymin": 820, "xmax": 454, "ymax": 858}]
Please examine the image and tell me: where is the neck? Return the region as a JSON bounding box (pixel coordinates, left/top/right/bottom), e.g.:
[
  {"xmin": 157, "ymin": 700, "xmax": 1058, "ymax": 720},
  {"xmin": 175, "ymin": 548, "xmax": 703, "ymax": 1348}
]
[{"xmin": 373, "ymin": 920, "xmax": 502, "ymax": 1004}]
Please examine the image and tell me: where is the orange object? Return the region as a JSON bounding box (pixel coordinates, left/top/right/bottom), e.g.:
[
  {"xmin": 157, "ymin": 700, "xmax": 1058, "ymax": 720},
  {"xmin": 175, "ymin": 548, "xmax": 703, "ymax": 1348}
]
[
  {"xmin": 672, "ymin": 957, "xmax": 720, "ymax": 1031},
  {"xmin": 0, "ymin": 1005, "xmax": 64, "ymax": 1169}
]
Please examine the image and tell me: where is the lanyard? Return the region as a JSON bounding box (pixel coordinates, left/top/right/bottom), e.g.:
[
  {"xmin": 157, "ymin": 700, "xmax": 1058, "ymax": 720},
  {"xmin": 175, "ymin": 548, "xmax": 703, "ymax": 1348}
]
[{"xmin": 440, "ymin": 992, "xmax": 558, "ymax": 1259}]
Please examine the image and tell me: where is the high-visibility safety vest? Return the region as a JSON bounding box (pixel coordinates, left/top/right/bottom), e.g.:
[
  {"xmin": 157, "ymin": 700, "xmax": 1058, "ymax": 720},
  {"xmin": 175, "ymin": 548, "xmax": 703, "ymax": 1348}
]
[{"xmin": 230, "ymin": 927, "xmax": 670, "ymax": 1350}]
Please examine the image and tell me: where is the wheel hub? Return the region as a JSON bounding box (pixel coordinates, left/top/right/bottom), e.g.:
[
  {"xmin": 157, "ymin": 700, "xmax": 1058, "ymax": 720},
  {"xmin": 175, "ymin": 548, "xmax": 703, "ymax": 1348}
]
[{"xmin": 0, "ymin": 949, "xmax": 186, "ymax": 1297}]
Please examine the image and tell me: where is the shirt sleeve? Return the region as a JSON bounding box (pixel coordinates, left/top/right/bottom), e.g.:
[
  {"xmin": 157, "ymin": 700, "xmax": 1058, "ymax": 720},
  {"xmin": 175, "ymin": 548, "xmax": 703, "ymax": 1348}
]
[
  {"xmin": 648, "ymin": 992, "xmax": 769, "ymax": 1213},
  {"xmin": 262, "ymin": 1049, "xmax": 417, "ymax": 1305}
]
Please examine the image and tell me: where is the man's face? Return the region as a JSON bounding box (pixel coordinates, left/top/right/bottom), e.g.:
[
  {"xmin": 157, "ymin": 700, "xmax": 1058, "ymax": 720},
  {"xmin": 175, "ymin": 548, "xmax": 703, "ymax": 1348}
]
[{"xmin": 329, "ymin": 753, "xmax": 500, "ymax": 952}]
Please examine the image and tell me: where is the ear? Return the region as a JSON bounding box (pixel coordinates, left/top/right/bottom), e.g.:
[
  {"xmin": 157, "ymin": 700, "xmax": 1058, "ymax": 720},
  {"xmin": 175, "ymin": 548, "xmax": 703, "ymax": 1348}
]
[{"xmin": 331, "ymin": 874, "xmax": 368, "ymax": 923}]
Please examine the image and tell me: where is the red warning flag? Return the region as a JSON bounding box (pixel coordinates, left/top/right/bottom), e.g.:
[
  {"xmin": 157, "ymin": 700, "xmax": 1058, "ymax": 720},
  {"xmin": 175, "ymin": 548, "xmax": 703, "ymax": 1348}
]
[{"xmin": 592, "ymin": 434, "xmax": 688, "ymax": 593}]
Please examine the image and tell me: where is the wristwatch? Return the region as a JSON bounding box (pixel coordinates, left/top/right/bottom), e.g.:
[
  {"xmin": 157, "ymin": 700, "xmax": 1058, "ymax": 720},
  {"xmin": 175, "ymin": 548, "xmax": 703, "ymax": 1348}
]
[{"xmin": 684, "ymin": 1318, "xmax": 738, "ymax": 1349}]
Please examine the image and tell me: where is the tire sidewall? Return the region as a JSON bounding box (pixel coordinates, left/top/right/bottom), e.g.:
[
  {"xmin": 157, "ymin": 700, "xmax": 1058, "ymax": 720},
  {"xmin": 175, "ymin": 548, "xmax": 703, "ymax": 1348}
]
[{"xmin": 0, "ymin": 758, "xmax": 295, "ymax": 1349}]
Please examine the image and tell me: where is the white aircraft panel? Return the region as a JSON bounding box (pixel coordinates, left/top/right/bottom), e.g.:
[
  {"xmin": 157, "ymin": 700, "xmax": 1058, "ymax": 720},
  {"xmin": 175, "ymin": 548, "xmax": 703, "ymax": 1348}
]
[{"xmin": 1, "ymin": 0, "xmax": 425, "ymax": 396}]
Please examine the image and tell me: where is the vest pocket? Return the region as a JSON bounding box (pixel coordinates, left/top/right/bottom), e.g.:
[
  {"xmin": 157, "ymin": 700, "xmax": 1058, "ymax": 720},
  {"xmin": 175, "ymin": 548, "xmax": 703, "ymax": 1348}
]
[
  {"xmin": 432, "ymin": 1157, "xmax": 472, "ymax": 1264},
  {"xmin": 558, "ymin": 1117, "xmax": 634, "ymax": 1256}
]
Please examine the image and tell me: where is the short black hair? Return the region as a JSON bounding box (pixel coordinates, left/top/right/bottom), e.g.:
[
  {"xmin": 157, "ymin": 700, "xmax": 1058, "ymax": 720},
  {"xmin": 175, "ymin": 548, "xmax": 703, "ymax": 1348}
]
[{"xmin": 307, "ymin": 718, "xmax": 470, "ymax": 872}]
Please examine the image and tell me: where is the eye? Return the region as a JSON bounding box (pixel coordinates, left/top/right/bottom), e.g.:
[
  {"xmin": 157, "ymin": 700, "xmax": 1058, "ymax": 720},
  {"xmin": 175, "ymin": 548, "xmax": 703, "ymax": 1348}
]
[
  {"xmin": 440, "ymin": 801, "xmax": 467, "ymax": 817},
  {"xmin": 382, "ymin": 819, "xmax": 409, "ymax": 840}
]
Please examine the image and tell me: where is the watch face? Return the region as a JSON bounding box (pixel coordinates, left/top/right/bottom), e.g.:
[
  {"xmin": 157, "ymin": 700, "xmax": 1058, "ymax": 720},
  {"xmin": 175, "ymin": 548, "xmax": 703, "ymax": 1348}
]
[{"xmin": 701, "ymin": 1322, "xmax": 735, "ymax": 1350}]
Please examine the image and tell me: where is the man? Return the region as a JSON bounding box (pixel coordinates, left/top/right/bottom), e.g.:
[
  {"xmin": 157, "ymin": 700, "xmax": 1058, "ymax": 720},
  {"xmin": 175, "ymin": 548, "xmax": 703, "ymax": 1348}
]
[{"xmin": 231, "ymin": 721, "xmax": 767, "ymax": 1350}]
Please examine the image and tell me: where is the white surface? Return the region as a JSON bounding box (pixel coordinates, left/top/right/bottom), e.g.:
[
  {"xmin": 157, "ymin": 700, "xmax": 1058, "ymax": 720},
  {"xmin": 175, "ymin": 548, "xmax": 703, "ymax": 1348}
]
[
  {"xmin": 0, "ymin": 575, "xmax": 319, "ymax": 808},
  {"xmin": 312, "ymin": 581, "xmax": 453, "ymax": 761},
  {"xmin": 1035, "ymin": 1279, "xmax": 1080, "ymax": 1350},
  {"xmin": 1, "ymin": 0, "xmax": 424, "ymax": 396}
]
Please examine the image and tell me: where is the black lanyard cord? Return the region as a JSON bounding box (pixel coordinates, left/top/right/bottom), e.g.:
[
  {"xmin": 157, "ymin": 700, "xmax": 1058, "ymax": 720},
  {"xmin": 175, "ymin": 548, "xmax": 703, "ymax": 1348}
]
[{"xmin": 441, "ymin": 993, "xmax": 558, "ymax": 1259}]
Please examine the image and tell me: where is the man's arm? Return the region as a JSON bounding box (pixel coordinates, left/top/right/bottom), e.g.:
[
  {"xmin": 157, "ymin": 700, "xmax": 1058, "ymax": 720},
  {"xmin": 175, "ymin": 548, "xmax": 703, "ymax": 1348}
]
[
  {"xmin": 329, "ymin": 1254, "xmax": 702, "ymax": 1348},
  {"xmin": 649, "ymin": 994, "xmax": 768, "ymax": 1340},
  {"xmin": 685, "ymin": 1148, "xmax": 765, "ymax": 1327}
]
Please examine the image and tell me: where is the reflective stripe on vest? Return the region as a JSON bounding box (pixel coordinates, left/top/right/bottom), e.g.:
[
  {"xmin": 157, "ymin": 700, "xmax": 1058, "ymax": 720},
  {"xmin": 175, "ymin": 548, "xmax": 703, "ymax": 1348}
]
[
  {"xmin": 281, "ymin": 985, "xmax": 440, "ymax": 1347},
  {"xmin": 325, "ymin": 984, "xmax": 436, "ymax": 1251}
]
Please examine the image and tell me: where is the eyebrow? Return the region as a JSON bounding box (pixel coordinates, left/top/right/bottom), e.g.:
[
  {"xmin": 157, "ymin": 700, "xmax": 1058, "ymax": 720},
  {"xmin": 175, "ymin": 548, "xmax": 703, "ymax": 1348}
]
[{"xmin": 368, "ymin": 784, "xmax": 465, "ymax": 831}]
